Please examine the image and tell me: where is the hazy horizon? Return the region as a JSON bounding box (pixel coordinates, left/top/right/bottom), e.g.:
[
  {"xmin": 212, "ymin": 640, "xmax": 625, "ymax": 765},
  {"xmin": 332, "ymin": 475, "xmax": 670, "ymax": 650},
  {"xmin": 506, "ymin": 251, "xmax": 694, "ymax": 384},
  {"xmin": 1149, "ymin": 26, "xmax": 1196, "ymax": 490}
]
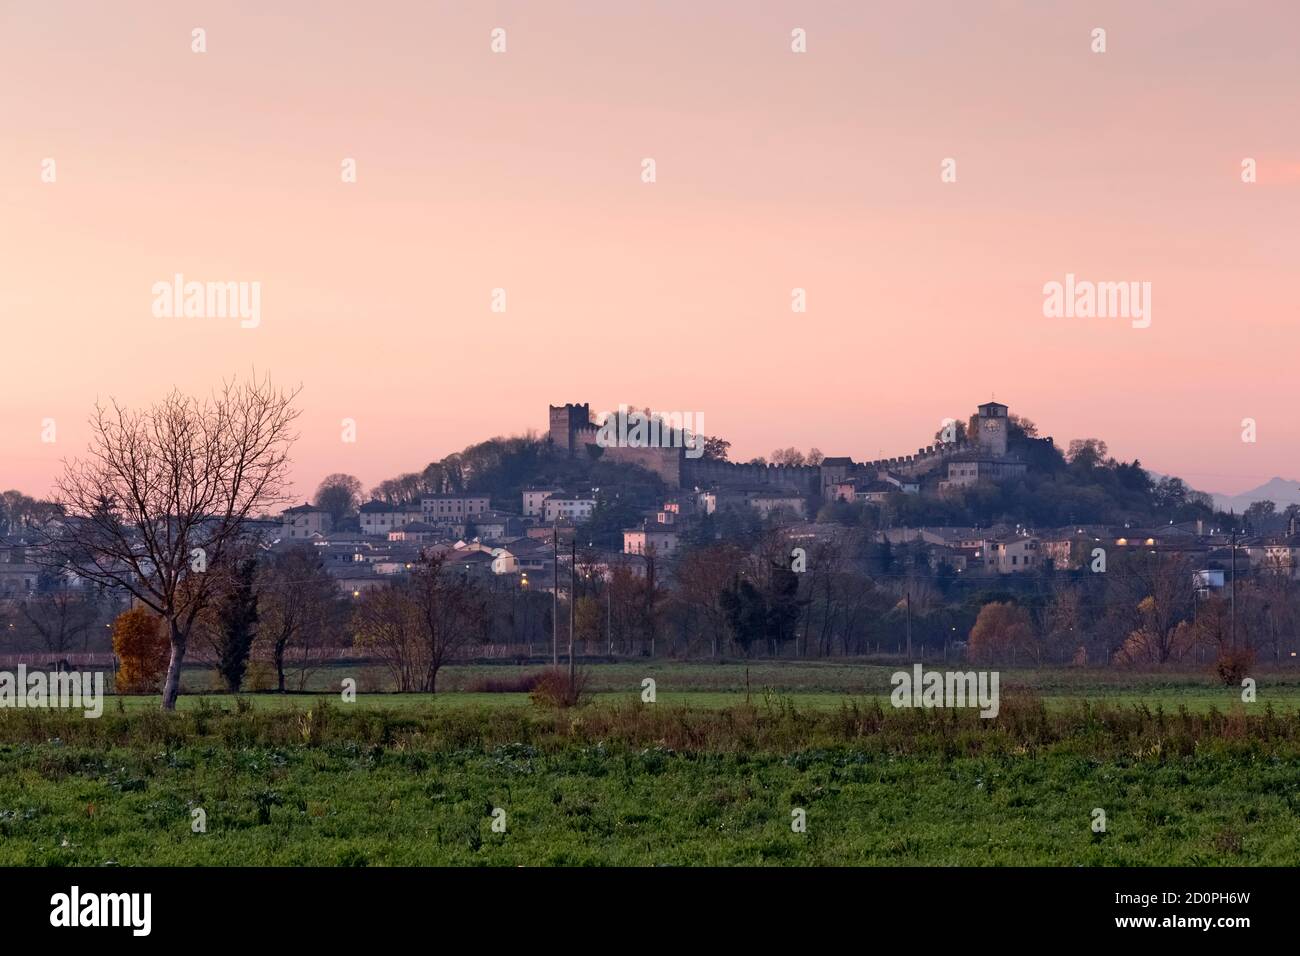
[{"xmin": 3, "ymin": 0, "xmax": 1297, "ymax": 500}]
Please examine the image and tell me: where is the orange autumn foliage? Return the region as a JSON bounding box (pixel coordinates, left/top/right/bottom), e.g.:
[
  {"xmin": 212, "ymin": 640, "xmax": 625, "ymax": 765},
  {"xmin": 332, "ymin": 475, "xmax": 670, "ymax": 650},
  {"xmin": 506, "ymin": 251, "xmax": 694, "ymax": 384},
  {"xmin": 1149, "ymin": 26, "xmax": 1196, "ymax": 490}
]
[{"xmin": 112, "ymin": 606, "xmax": 170, "ymax": 693}]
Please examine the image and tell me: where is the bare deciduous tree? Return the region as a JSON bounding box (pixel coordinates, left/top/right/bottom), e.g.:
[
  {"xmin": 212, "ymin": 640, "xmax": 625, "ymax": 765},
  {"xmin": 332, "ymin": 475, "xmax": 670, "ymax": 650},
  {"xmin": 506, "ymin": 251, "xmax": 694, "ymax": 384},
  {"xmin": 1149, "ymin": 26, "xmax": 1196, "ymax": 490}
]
[
  {"xmin": 352, "ymin": 555, "xmax": 483, "ymax": 692},
  {"xmin": 314, "ymin": 473, "xmax": 363, "ymax": 525},
  {"xmin": 41, "ymin": 375, "xmax": 300, "ymax": 709},
  {"xmin": 17, "ymin": 585, "xmax": 101, "ymax": 655},
  {"xmin": 673, "ymin": 543, "xmax": 746, "ymax": 657},
  {"xmin": 1106, "ymin": 552, "xmax": 1194, "ymax": 664},
  {"xmin": 258, "ymin": 546, "xmax": 340, "ymax": 692}
]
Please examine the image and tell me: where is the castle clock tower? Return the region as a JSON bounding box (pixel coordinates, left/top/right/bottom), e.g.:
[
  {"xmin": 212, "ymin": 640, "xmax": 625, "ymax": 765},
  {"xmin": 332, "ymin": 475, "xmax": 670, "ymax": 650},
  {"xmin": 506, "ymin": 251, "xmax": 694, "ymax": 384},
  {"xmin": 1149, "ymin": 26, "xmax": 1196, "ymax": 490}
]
[{"xmin": 976, "ymin": 402, "xmax": 1009, "ymax": 458}]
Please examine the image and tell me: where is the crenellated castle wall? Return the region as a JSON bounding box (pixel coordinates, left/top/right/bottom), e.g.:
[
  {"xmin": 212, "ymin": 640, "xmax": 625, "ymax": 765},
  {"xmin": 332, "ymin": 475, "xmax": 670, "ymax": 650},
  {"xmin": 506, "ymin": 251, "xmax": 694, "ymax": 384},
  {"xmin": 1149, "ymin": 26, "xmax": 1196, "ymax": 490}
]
[
  {"xmin": 548, "ymin": 402, "xmax": 1009, "ymax": 498},
  {"xmin": 681, "ymin": 458, "xmax": 821, "ymax": 494},
  {"xmin": 858, "ymin": 440, "xmax": 976, "ymax": 479}
]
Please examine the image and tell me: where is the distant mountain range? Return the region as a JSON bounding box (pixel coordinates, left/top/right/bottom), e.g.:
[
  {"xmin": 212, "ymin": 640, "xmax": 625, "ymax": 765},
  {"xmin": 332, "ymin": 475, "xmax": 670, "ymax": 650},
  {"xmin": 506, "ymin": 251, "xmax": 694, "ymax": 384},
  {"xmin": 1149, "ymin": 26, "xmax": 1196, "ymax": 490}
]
[
  {"xmin": 1209, "ymin": 477, "xmax": 1300, "ymax": 513},
  {"xmin": 1145, "ymin": 472, "xmax": 1300, "ymax": 513}
]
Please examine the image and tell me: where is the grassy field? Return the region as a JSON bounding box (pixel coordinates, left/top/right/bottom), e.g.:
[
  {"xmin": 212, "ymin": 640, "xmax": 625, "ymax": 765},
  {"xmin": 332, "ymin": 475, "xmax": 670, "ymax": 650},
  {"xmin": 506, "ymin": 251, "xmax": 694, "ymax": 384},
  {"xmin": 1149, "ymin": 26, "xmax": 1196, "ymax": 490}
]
[
  {"xmin": 3, "ymin": 663, "xmax": 1299, "ymax": 866},
  {"xmin": 156, "ymin": 658, "xmax": 1300, "ymax": 712},
  {"xmin": 91, "ymin": 658, "xmax": 1300, "ymax": 719},
  {"xmin": 100, "ymin": 687, "xmax": 1300, "ymax": 714}
]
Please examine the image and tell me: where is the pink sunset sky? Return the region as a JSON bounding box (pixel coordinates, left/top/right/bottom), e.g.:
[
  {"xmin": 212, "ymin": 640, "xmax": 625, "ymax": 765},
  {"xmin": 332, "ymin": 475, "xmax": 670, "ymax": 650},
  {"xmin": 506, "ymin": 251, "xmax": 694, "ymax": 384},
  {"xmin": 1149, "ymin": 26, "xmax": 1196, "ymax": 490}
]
[{"xmin": 2, "ymin": 0, "xmax": 1297, "ymax": 501}]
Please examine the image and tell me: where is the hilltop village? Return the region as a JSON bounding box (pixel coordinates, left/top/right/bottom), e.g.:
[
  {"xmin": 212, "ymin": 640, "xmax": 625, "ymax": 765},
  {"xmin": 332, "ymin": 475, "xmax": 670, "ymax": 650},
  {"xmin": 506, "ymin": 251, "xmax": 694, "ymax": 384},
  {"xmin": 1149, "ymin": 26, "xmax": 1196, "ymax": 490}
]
[{"xmin": 3, "ymin": 400, "xmax": 1297, "ymax": 666}]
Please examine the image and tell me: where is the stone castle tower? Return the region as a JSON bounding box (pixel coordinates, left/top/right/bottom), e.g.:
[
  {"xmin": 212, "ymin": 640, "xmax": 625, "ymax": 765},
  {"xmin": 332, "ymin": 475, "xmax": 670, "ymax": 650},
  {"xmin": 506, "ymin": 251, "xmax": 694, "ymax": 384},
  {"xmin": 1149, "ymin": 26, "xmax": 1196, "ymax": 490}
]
[
  {"xmin": 975, "ymin": 401, "xmax": 1009, "ymax": 457},
  {"xmin": 549, "ymin": 403, "xmax": 595, "ymax": 455}
]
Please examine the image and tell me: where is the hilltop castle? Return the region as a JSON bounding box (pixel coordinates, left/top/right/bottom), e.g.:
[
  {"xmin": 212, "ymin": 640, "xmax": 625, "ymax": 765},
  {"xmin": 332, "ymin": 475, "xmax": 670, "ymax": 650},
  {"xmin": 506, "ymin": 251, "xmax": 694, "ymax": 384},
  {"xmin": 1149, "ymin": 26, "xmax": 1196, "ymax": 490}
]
[
  {"xmin": 549, "ymin": 403, "xmax": 600, "ymax": 455},
  {"xmin": 548, "ymin": 401, "xmax": 1040, "ymax": 501}
]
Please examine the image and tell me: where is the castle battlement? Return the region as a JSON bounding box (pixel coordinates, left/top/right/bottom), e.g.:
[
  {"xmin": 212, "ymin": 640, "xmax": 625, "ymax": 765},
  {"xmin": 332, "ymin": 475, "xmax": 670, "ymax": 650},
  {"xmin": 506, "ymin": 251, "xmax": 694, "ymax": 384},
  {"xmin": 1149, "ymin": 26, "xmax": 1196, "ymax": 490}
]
[
  {"xmin": 546, "ymin": 400, "xmax": 1021, "ymax": 497},
  {"xmin": 859, "ymin": 439, "xmax": 976, "ymax": 478}
]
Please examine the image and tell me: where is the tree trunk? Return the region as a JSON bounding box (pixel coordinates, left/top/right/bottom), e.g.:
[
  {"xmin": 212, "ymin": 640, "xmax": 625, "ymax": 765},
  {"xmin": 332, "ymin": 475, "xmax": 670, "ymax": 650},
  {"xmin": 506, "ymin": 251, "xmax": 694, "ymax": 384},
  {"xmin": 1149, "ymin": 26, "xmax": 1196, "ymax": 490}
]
[
  {"xmin": 275, "ymin": 641, "xmax": 286, "ymax": 693},
  {"xmin": 161, "ymin": 620, "xmax": 187, "ymax": 711}
]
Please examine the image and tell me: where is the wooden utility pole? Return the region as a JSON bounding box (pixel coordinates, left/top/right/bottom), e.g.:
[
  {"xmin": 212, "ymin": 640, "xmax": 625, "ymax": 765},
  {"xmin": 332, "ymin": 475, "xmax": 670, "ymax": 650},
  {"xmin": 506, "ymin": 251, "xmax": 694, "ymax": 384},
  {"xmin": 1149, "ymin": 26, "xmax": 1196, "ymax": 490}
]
[
  {"xmin": 1230, "ymin": 514, "xmax": 1237, "ymax": 650},
  {"xmin": 551, "ymin": 519, "xmax": 559, "ymax": 665},
  {"xmin": 569, "ymin": 536, "xmax": 576, "ymax": 688}
]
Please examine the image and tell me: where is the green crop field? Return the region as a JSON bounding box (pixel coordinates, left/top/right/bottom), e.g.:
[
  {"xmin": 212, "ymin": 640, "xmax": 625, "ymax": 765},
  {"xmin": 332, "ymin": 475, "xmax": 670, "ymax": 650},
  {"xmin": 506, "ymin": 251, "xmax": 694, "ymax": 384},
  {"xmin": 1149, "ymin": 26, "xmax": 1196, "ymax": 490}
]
[
  {"xmin": 3, "ymin": 663, "xmax": 1299, "ymax": 866},
  {"xmin": 91, "ymin": 658, "xmax": 1300, "ymax": 716},
  {"xmin": 140, "ymin": 658, "xmax": 1300, "ymax": 710}
]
